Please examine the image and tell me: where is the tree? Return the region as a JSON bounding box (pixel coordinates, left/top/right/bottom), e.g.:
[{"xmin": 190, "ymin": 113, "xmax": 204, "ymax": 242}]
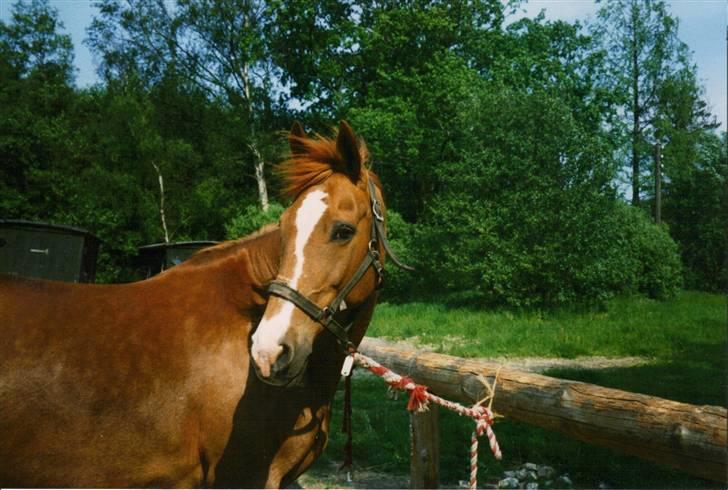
[
  {"xmin": 654, "ymin": 65, "xmax": 719, "ymax": 180},
  {"xmin": 0, "ymin": 0, "xmax": 76, "ymax": 218},
  {"xmin": 348, "ymin": 10, "xmax": 615, "ymax": 222},
  {"xmin": 591, "ymin": 0, "xmax": 693, "ymax": 207},
  {"xmin": 414, "ymin": 83, "xmax": 683, "ymax": 307},
  {"xmin": 87, "ymin": 0, "xmax": 291, "ymax": 212},
  {"xmin": 662, "ymin": 131, "xmax": 727, "ymax": 291},
  {"xmin": 0, "ymin": 0, "xmax": 73, "ymax": 82},
  {"xmin": 342, "ymin": 7, "xmax": 683, "ymax": 306},
  {"xmin": 340, "ymin": 1, "xmax": 510, "ymax": 220}
]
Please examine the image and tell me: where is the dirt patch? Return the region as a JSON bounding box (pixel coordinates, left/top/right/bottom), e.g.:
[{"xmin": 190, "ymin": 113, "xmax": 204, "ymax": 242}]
[
  {"xmin": 492, "ymin": 355, "xmax": 650, "ymax": 373},
  {"xmin": 374, "ymin": 336, "xmax": 651, "ymax": 373},
  {"xmin": 294, "ymin": 462, "xmax": 409, "ymax": 489}
]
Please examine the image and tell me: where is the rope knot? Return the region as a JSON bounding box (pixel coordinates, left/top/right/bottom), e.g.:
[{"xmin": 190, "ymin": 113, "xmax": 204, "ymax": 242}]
[
  {"xmin": 473, "ymin": 406, "xmax": 494, "ymax": 436},
  {"xmin": 406, "ymin": 383, "xmax": 430, "ymax": 412}
]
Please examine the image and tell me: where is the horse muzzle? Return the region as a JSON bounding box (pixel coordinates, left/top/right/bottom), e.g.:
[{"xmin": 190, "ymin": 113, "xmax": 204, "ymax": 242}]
[{"xmin": 250, "ymin": 341, "xmax": 309, "ymax": 387}]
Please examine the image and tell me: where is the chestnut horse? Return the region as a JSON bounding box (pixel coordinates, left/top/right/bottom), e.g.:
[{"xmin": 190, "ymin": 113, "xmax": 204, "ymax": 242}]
[{"xmin": 0, "ymin": 122, "xmax": 400, "ymax": 488}]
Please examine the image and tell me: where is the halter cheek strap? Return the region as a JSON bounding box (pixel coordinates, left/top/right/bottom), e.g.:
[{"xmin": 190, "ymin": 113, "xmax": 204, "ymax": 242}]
[
  {"xmin": 266, "ymin": 178, "xmax": 412, "ymax": 350},
  {"xmin": 267, "ymin": 280, "xmax": 354, "ymax": 349}
]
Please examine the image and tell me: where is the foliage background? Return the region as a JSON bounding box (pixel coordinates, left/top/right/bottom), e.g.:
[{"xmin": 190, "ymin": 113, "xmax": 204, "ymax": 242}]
[{"xmin": 1, "ymin": 0, "xmax": 725, "ymax": 303}]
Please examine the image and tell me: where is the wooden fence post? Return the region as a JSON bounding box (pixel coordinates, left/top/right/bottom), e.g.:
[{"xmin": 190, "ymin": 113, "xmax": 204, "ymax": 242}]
[{"xmin": 410, "ymin": 405, "xmax": 440, "ymax": 489}]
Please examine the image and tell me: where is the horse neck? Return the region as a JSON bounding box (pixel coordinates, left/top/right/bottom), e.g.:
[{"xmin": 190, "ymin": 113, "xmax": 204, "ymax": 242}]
[{"xmin": 168, "ymin": 227, "xmax": 281, "ymax": 310}]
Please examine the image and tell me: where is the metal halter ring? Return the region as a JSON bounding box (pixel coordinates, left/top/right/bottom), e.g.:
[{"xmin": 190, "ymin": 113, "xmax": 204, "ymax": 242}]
[
  {"xmin": 368, "ymin": 239, "xmax": 379, "ymax": 254},
  {"xmin": 320, "ymin": 306, "xmax": 333, "ymax": 323},
  {"xmin": 372, "ymin": 199, "xmax": 384, "ymax": 222}
]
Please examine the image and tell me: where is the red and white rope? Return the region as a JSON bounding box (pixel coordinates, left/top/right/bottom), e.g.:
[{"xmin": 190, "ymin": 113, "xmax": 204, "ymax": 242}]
[{"xmin": 351, "ymin": 352, "xmax": 501, "ymax": 490}]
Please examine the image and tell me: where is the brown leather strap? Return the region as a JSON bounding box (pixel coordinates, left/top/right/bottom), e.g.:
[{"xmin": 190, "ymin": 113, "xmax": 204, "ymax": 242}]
[
  {"xmin": 267, "ymin": 280, "xmax": 354, "ymax": 349},
  {"xmin": 367, "ymin": 178, "xmax": 414, "ymax": 271}
]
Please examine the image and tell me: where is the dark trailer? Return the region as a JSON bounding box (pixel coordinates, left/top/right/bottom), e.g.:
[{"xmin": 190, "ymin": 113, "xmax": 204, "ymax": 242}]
[
  {"xmin": 0, "ymin": 219, "xmax": 99, "ymax": 283},
  {"xmin": 136, "ymin": 241, "xmax": 218, "ymax": 278}
]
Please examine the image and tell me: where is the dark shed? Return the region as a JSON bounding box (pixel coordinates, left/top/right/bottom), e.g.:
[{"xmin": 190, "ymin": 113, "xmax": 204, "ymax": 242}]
[
  {"xmin": 0, "ymin": 219, "xmax": 100, "ymax": 283},
  {"xmin": 136, "ymin": 241, "xmax": 218, "ymax": 278}
]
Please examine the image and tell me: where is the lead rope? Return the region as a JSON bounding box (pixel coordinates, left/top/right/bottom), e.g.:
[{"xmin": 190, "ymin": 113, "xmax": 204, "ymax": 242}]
[
  {"xmin": 341, "ymin": 351, "xmax": 501, "ymax": 489},
  {"xmin": 341, "ymin": 370, "xmax": 354, "ymax": 482}
]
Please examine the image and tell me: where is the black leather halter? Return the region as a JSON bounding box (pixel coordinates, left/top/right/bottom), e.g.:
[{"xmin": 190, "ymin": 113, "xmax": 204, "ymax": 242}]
[{"xmin": 266, "ymin": 178, "xmax": 413, "ymax": 351}]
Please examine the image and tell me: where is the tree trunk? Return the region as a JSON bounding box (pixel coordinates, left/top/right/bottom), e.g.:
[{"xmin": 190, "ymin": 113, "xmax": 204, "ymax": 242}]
[
  {"xmin": 249, "ymin": 142, "xmax": 270, "ymax": 213},
  {"xmin": 151, "ymin": 162, "xmax": 170, "ymax": 243},
  {"xmin": 240, "ymin": 48, "xmax": 269, "ymax": 213},
  {"xmin": 630, "ymin": 1, "xmax": 641, "ymax": 207},
  {"xmin": 654, "ymin": 142, "xmax": 662, "ymax": 223}
]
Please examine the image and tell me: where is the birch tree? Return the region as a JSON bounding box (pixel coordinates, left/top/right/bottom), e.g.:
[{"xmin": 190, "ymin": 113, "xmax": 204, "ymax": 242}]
[{"xmin": 87, "ymin": 0, "xmax": 285, "ymax": 211}]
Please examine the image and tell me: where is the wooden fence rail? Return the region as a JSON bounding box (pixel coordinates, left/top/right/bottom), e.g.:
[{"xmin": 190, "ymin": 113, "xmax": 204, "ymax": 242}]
[{"xmin": 358, "ymin": 338, "xmax": 727, "ymax": 484}]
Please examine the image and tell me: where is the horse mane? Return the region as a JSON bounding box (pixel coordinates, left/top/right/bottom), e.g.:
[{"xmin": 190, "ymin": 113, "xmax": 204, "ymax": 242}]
[
  {"xmin": 182, "ymin": 223, "xmax": 279, "ymax": 266},
  {"xmin": 278, "ymin": 128, "xmax": 371, "ymax": 200}
]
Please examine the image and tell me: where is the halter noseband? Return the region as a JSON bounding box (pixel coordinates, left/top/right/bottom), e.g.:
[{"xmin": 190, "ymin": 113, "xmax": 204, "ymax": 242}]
[{"xmin": 266, "ymin": 178, "xmax": 413, "ymax": 351}]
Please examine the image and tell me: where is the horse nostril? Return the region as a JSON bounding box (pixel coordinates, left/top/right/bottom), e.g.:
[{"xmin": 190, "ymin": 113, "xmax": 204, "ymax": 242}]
[{"xmin": 273, "ymin": 343, "xmax": 293, "ymax": 375}]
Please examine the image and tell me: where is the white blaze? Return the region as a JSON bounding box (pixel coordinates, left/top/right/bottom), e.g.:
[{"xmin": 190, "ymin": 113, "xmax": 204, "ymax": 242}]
[{"xmin": 252, "ymin": 189, "xmax": 328, "ymax": 351}]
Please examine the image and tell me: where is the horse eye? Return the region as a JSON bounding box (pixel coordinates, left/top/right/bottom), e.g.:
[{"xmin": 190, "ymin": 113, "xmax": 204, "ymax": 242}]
[{"xmin": 331, "ymin": 223, "xmax": 355, "ymax": 242}]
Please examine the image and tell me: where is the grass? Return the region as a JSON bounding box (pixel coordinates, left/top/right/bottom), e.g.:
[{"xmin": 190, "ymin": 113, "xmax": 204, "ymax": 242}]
[
  {"xmin": 368, "ymin": 291, "xmax": 725, "ymax": 364},
  {"xmin": 305, "ymin": 291, "xmax": 726, "ymax": 488}
]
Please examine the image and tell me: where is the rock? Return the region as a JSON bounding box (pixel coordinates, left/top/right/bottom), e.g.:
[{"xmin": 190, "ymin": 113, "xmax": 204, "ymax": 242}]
[
  {"xmin": 503, "ymin": 471, "xmax": 517, "ymax": 479},
  {"xmin": 598, "ymin": 483, "xmax": 610, "ymax": 489},
  {"xmin": 526, "ymin": 483, "xmax": 539, "ymax": 490},
  {"xmin": 543, "ymin": 481, "xmax": 553, "ymax": 489},
  {"xmin": 554, "ymin": 475, "xmax": 573, "ymax": 489},
  {"xmin": 523, "ymin": 463, "xmax": 540, "ymax": 471},
  {"xmin": 527, "ymin": 471, "xmax": 538, "ymax": 482},
  {"xmin": 498, "ymin": 477, "xmax": 521, "ymax": 489},
  {"xmin": 537, "ymin": 466, "xmax": 555, "ymax": 480},
  {"xmin": 515, "ymin": 468, "xmax": 529, "ymax": 481}
]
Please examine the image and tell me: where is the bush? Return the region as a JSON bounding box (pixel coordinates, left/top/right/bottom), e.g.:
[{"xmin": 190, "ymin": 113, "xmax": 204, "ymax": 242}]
[
  {"xmin": 411, "ymin": 195, "xmax": 683, "ymax": 308},
  {"xmin": 614, "ymin": 203, "xmax": 683, "ymax": 299},
  {"xmin": 224, "ymin": 202, "xmax": 285, "ymax": 239},
  {"xmin": 383, "ymin": 85, "xmax": 685, "ymax": 308},
  {"xmin": 378, "ymin": 209, "xmax": 418, "ymax": 302}
]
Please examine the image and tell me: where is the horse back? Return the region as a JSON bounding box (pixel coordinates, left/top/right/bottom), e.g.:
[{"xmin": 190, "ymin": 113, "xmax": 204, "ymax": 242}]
[{"xmin": 0, "ymin": 272, "xmax": 252, "ymax": 487}]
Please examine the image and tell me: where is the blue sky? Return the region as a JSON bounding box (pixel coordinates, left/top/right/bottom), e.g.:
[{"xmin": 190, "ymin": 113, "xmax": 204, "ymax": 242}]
[{"xmin": 1, "ymin": 0, "xmax": 725, "ymax": 130}]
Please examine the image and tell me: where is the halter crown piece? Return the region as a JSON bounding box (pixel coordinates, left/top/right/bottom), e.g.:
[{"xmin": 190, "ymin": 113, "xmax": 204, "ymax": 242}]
[{"xmin": 266, "ymin": 178, "xmax": 413, "ymax": 351}]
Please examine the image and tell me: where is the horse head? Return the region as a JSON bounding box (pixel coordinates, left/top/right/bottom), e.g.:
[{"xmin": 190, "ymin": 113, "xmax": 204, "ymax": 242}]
[{"xmin": 250, "ymin": 121, "xmax": 395, "ymax": 386}]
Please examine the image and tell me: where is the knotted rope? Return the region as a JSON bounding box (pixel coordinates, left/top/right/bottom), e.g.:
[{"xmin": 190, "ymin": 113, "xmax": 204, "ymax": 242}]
[{"xmin": 349, "ymin": 351, "xmax": 501, "ymax": 490}]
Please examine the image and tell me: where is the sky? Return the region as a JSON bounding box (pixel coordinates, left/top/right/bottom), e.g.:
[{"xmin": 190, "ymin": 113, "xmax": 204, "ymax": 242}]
[{"xmin": 0, "ymin": 0, "xmax": 726, "ymax": 130}]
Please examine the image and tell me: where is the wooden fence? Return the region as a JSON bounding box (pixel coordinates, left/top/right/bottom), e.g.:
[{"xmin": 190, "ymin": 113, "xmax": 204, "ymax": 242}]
[{"xmin": 358, "ymin": 338, "xmax": 727, "ymax": 486}]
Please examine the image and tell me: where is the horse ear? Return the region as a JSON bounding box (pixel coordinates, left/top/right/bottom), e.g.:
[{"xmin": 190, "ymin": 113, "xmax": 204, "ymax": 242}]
[
  {"xmin": 289, "ymin": 121, "xmax": 307, "ymax": 155},
  {"xmin": 336, "ymin": 120, "xmax": 362, "ymax": 182}
]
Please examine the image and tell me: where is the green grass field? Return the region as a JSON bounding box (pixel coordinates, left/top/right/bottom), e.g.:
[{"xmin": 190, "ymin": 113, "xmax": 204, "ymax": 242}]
[{"xmin": 306, "ymin": 291, "xmax": 726, "ymax": 488}]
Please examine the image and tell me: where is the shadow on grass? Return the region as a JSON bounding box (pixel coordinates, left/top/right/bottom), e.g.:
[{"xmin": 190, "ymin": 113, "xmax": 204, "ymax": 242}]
[
  {"xmin": 544, "ymin": 337, "xmax": 727, "ymax": 406},
  {"xmin": 519, "ymin": 338, "xmax": 726, "ymax": 489}
]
